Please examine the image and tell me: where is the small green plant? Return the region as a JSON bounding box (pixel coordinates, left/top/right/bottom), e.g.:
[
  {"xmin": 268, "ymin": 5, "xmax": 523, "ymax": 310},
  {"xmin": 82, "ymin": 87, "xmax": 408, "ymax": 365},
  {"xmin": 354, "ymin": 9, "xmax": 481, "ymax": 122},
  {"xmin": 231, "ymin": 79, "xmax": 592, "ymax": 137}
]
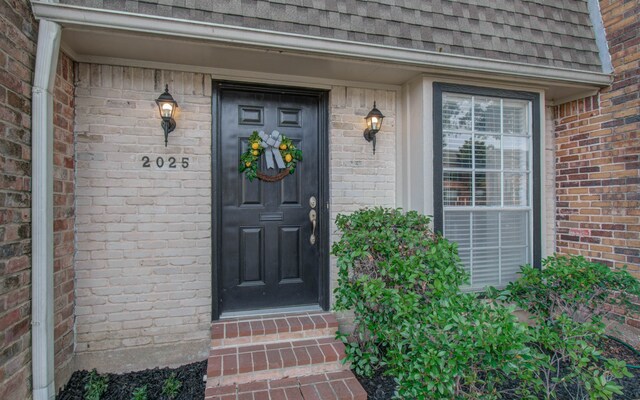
[
  {"xmin": 131, "ymin": 385, "xmax": 148, "ymax": 400},
  {"xmin": 497, "ymin": 255, "xmax": 640, "ymax": 399},
  {"xmin": 84, "ymin": 369, "xmax": 108, "ymax": 400},
  {"xmin": 162, "ymin": 373, "xmax": 182, "ymax": 399}
]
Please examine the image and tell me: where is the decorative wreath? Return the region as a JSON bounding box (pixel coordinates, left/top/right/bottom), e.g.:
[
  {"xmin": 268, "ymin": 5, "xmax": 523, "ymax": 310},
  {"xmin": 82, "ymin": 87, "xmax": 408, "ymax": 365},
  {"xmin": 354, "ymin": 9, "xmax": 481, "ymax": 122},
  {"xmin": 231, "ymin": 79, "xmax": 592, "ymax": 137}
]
[{"xmin": 239, "ymin": 130, "xmax": 303, "ymax": 182}]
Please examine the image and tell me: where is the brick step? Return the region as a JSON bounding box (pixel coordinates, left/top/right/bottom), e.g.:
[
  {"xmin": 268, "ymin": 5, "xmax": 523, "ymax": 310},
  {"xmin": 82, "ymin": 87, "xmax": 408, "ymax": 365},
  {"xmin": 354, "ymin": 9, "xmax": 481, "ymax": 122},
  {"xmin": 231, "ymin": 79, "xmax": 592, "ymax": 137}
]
[
  {"xmin": 205, "ymin": 370, "xmax": 367, "ymax": 400},
  {"xmin": 207, "ymin": 338, "xmax": 347, "ymax": 387},
  {"xmin": 211, "ymin": 312, "xmax": 339, "ymax": 348}
]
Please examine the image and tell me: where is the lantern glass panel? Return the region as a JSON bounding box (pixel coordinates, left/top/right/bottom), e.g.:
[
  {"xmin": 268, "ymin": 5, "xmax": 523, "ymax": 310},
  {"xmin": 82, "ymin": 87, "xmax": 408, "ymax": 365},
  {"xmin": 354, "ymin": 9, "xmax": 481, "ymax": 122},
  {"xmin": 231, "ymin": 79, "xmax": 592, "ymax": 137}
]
[{"xmin": 161, "ymin": 102, "xmax": 173, "ymax": 118}]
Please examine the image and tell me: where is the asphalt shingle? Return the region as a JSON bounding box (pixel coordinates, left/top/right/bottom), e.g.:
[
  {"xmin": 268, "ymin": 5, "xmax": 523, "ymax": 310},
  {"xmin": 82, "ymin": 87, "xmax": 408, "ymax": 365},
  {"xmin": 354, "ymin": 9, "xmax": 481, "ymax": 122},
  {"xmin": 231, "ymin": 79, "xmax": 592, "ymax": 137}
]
[{"xmin": 62, "ymin": 0, "xmax": 603, "ymax": 72}]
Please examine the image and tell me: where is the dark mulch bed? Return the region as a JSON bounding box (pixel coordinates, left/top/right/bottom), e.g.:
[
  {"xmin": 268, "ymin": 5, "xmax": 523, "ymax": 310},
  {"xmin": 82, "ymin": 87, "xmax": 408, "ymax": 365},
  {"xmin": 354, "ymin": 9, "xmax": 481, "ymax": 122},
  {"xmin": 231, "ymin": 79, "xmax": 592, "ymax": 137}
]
[
  {"xmin": 56, "ymin": 338, "xmax": 640, "ymax": 400},
  {"xmin": 355, "ymin": 338, "xmax": 640, "ymax": 399},
  {"xmin": 56, "ymin": 360, "xmax": 206, "ymax": 400},
  {"xmin": 356, "ymin": 368, "xmax": 396, "ymax": 400}
]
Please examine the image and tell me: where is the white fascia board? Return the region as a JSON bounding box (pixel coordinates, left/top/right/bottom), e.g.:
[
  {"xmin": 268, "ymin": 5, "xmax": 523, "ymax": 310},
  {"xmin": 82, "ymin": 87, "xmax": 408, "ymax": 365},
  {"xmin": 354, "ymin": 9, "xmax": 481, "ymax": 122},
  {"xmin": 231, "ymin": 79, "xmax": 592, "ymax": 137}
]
[{"xmin": 31, "ymin": 2, "xmax": 612, "ymax": 88}]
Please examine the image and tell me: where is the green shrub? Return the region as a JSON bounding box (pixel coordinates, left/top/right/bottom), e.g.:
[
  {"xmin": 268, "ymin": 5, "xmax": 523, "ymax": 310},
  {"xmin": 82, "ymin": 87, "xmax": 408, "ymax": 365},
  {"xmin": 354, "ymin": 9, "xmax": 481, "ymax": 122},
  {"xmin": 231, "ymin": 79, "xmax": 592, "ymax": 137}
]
[
  {"xmin": 333, "ymin": 208, "xmax": 537, "ymax": 398},
  {"xmin": 500, "ymin": 255, "xmax": 640, "ymax": 323},
  {"xmin": 162, "ymin": 373, "xmax": 182, "ymax": 399},
  {"xmin": 84, "ymin": 369, "xmax": 108, "ymax": 400},
  {"xmin": 131, "ymin": 385, "xmax": 148, "ymax": 400},
  {"xmin": 497, "ymin": 255, "xmax": 640, "ymax": 399},
  {"xmin": 385, "ymin": 294, "xmax": 540, "ymax": 399},
  {"xmin": 334, "ymin": 209, "xmax": 640, "ymax": 399},
  {"xmin": 333, "ymin": 208, "xmax": 465, "ymax": 376}
]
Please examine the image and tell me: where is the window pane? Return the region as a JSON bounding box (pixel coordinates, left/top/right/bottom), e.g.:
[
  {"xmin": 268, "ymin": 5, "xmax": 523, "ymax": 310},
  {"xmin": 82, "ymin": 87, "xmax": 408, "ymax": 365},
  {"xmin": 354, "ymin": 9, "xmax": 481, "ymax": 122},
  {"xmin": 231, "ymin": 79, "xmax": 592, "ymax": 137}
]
[
  {"xmin": 443, "ymin": 94, "xmax": 472, "ymax": 131},
  {"xmin": 501, "ymin": 211, "xmax": 529, "ymax": 247},
  {"xmin": 503, "ymin": 173, "xmax": 528, "ymax": 206},
  {"xmin": 472, "ymin": 212, "xmax": 499, "ymax": 248},
  {"xmin": 503, "ymin": 136, "xmax": 529, "ymax": 171},
  {"xmin": 500, "ymin": 246, "xmax": 528, "ymax": 283},
  {"xmin": 474, "ymin": 97, "xmax": 501, "ymax": 133},
  {"xmin": 443, "ymin": 133, "xmax": 472, "ymax": 168},
  {"xmin": 503, "ymin": 99, "xmax": 529, "ymax": 135},
  {"xmin": 474, "ymin": 172, "xmax": 501, "ymax": 206},
  {"xmin": 474, "ymin": 134, "xmax": 501, "ymax": 170},
  {"xmin": 444, "ymin": 172, "xmax": 472, "ymax": 206},
  {"xmin": 444, "ymin": 211, "xmax": 471, "ymax": 249},
  {"xmin": 472, "ymin": 247, "xmax": 500, "ymax": 287},
  {"xmin": 441, "ymin": 91, "xmax": 533, "ymax": 290}
]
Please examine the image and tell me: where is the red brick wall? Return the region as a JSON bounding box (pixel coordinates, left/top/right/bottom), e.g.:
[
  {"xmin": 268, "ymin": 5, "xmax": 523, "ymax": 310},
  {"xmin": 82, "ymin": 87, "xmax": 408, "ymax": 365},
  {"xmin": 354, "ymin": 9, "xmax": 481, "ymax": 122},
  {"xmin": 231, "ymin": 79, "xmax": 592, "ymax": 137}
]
[
  {"xmin": 1, "ymin": 0, "xmax": 76, "ymax": 396},
  {"xmin": 53, "ymin": 51, "xmax": 76, "ymax": 376},
  {"xmin": 0, "ymin": 0, "xmax": 38, "ymax": 398},
  {"xmin": 553, "ymin": 0, "xmax": 639, "ymax": 327}
]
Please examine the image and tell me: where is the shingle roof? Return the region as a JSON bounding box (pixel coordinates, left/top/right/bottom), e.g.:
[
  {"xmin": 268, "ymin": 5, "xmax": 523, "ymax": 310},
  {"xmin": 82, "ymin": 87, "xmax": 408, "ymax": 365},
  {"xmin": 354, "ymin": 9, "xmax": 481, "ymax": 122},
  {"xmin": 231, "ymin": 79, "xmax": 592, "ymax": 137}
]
[{"xmin": 61, "ymin": 0, "xmax": 603, "ymax": 72}]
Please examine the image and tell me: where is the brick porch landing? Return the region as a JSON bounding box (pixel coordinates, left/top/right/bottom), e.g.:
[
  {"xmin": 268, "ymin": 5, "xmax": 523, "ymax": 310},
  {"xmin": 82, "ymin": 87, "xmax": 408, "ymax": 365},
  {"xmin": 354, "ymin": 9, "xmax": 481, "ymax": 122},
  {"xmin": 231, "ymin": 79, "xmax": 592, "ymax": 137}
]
[{"xmin": 205, "ymin": 312, "xmax": 367, "ymax": 400}]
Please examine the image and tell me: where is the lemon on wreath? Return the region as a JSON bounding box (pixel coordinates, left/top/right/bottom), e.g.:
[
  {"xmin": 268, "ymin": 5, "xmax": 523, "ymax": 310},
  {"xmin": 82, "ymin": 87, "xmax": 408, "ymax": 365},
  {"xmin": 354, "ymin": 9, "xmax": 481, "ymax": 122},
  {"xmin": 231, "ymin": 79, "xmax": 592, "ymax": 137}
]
[
  {"xmin": 279, "ymin": 143, "xmax": 288, "ymax": 150},
  {"xmin": 284, "ymin": 154, "xmax": 293, "ymax": 163},
  {"xmin": 245, "ymin": 162, "xmax": 252, "ymax": 167},
  {"xmin": 252, "ymin": 150, "xmax": 259, "ymax": 156},
  {"xmin": 251, "ymin": 142, "xmax": 260, "ymax": 150}
]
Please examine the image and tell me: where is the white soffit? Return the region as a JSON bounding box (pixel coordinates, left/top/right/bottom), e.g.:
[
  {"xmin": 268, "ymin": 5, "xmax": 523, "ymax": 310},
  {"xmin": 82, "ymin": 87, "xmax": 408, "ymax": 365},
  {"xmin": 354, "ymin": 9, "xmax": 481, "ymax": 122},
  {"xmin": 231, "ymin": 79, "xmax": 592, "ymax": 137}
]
[{"xmin": 60, "ymin": 26, "xmax": 415, "ymax": 88}]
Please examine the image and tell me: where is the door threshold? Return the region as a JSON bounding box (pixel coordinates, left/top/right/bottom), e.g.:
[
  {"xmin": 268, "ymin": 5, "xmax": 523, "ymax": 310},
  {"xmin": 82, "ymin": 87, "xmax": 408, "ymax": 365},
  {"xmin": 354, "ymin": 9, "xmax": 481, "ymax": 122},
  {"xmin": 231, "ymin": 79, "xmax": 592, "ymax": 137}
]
[{"xmin": 219, "ymin": 304, "xmax": 323, "ymax": 320}]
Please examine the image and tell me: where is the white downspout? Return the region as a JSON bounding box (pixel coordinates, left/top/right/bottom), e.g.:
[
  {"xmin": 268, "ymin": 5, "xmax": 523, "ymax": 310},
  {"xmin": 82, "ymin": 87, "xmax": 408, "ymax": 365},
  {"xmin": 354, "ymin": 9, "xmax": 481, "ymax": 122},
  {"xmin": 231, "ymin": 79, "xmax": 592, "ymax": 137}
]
[{"xmin": 31, "ymin": 17, "xmax": 61, "ymax": 400}]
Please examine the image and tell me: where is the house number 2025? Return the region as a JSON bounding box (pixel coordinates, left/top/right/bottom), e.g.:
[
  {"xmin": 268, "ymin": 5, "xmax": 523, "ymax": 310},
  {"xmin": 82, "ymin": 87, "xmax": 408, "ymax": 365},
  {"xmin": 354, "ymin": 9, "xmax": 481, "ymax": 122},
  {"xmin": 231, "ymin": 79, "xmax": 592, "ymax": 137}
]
[{"xmin": 141, "ymin": 156, "xmax": 189, "ymax": 169}]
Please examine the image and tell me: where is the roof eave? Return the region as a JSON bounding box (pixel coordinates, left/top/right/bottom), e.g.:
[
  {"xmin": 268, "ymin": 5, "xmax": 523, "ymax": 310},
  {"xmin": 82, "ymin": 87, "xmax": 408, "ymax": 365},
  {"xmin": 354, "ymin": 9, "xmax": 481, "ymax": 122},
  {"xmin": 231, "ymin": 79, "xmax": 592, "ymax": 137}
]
[{"xmin": 30, "ymin": 1, "xmax": 613, "ymax": 88}]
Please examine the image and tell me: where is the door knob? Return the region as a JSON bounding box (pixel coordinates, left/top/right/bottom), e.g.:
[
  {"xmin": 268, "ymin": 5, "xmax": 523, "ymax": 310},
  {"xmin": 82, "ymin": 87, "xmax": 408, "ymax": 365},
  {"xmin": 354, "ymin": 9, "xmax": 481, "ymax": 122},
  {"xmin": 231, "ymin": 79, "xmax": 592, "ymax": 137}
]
[{"xmin": 309, "ymin": 209, "xmax": 317, "ymax": 245}]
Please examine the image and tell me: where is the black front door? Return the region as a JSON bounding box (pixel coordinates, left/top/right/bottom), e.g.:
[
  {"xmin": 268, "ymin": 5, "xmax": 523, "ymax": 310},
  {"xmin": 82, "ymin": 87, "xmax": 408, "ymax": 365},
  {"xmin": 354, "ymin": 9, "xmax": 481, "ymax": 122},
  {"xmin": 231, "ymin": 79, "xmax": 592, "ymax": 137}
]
[{"xmin": 214, "ymin": 83, "xmax": 328, "ymax": 316}]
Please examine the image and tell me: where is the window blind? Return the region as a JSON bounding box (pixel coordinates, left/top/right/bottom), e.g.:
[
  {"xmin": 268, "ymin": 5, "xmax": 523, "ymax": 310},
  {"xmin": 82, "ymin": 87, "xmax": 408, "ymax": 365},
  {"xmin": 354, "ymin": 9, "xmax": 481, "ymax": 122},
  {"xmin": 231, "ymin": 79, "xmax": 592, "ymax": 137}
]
[{"xmin": 441, "ymin": 93, "xmax": 532, "ymax": 290}]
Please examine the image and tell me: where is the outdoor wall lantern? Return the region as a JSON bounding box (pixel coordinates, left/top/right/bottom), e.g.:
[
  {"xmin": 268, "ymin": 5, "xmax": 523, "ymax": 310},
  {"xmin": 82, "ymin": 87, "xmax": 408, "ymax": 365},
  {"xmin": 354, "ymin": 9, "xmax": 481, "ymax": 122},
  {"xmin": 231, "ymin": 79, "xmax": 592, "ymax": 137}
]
[
  {"xmin": 155, "ymin": 84, "xmax": 178, "ymax": 147},
  {"xmin": 363, "ymin": 102, "xmax": 384, "ymax": 154}
]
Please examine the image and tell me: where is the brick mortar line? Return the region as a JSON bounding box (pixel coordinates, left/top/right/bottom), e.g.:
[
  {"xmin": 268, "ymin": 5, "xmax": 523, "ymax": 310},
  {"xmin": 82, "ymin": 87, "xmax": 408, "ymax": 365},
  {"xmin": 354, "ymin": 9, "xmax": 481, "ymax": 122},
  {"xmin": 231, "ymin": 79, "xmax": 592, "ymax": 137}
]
[{"xmin": 210, "ymin": 334, "xmax": 339, "ymax": 350}]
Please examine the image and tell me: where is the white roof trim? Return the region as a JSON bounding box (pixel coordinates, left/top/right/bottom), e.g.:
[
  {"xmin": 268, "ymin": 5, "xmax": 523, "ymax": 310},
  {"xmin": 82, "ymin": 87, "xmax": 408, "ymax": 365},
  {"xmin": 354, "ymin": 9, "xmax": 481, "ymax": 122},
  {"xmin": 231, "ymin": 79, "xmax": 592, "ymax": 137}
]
[
  {"xmin": 587, "ymin": 0, "xmax": 614, "ymax": 74},
  {"xmin": 31, "ymin": 1, "xmax": 613, "ymax": 87}
]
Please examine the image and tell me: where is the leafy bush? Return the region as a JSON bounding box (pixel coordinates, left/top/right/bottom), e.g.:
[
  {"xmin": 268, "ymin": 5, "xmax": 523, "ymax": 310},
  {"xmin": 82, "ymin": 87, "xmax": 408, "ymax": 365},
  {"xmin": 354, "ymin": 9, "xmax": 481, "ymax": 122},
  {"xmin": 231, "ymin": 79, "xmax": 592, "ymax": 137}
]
[
  {"xmin": 500, "ymin": 255, "xmax": 640, "ymax": 324},
  {"xmin": 333, "ymin": 208, "xmax": 537, "ymax": 398},
  {"xmin": 385, "ymin": 294, "xmax": 540, "ymax": 399},
  {"xmin": 84, "ymin": 369, "xmax": 108, "ymax": 400},
  {"xmin": 497, "ymin": 255, "xmax": 640, "ymax": 399},
  {"xmin": 333, "ymin": 208, "xmax": 465, "ymax": 376}
]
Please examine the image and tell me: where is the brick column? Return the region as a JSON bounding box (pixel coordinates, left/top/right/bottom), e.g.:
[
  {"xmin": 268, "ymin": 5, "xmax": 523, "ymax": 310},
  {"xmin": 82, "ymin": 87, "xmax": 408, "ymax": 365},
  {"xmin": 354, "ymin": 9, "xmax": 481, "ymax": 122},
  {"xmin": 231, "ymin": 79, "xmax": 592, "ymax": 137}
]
[
  {"xmin": 0, "ymin": 0, "xmax": 38, "ymax": 399},
  {"xmin": 53, "ymin": 51, "xmax": 76, "ymax": 381},
  {"xmin": 553, "ymin": 0, "xmax": 639, "ymax": 328}
]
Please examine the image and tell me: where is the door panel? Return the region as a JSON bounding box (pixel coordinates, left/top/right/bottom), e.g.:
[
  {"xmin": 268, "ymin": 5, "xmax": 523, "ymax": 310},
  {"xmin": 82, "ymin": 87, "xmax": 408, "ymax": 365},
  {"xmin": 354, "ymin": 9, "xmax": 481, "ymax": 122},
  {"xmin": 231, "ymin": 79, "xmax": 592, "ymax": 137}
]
[
  {"xmin": 217, "ymin": 86, "xmax": 322, "ymax": 313},
  {"xmin": 239, "ymin": 227, "xmax": 264, "ymax": 286},
  {"xmin": 279, "ymin": 227, "xmax": 302, "ymax": 281}
]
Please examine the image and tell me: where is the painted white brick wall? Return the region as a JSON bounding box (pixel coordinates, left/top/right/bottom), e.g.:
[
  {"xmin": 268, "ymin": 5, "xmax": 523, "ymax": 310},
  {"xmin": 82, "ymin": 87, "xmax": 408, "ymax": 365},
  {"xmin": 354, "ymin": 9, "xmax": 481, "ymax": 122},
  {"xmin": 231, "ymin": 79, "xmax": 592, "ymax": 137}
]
[
  {"xmin": 74, "ymin": 64, "xmax": 212, "ymax": 354},
  {"xmin": 544, "ymin": 106, "xmax": 556, "ymax": 256},
  {"xmin": 73, "ymin": 69, "xmax": 399, "ymax": 360},
  {"xmin": 329, "ymin": 86, "xmax": 397, "ymax": 296}
]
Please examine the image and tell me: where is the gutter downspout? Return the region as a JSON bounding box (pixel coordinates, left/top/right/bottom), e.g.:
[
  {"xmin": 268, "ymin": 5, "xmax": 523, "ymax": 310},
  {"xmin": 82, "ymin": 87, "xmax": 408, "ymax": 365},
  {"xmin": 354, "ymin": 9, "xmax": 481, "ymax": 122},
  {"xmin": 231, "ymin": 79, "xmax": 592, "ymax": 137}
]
[{"xmin": 32, "ymin": 17, "xmax": 61, "ymax": 400}]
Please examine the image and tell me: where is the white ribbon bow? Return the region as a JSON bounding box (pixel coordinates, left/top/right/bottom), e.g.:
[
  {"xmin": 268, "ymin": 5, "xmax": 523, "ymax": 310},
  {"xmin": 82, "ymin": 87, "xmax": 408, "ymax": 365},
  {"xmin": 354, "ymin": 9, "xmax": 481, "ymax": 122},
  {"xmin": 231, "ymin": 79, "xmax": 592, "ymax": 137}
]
[{"xmin": 258, "ymin": 130, "xmax": 286, "ymax": 170}]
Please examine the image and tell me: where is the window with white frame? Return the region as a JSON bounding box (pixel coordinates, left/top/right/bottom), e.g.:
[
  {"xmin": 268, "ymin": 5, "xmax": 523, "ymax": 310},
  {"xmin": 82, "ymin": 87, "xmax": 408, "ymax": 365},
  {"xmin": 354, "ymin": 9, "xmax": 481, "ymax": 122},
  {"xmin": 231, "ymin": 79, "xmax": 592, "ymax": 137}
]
[{"xmin": 434, "ymin": 85, "xmax": 540, "ymax": 290}]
